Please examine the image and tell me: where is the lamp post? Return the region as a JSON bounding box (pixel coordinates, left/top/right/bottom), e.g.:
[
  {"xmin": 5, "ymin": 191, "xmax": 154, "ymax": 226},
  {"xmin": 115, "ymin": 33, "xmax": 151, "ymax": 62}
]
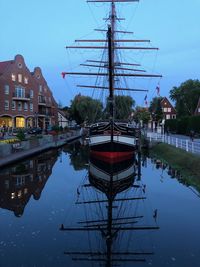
[{"xmin": 34, "ymin": 112, "xmax": 38, "ymax": 128}]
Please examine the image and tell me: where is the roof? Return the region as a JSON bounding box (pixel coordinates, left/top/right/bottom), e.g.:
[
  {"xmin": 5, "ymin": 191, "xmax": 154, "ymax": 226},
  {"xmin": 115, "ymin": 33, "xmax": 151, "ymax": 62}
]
[
  {"xmin": 58, "ymin": 109, "xmax": 68, "ymax": 118},
  {"xmin": 195, "ymin": 97, "xmax": 200, "ymax": 114},
  {"xmin": 0, "ymin": 60, "xmax": 12, "ymax": 74}
]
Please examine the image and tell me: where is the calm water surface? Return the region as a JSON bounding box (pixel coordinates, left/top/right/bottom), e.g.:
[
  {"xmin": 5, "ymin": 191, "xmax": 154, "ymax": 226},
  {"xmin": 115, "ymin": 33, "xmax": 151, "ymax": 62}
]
[{"xmin": 0, "ymin": 141, "xmax": 200, "ymax": 267}]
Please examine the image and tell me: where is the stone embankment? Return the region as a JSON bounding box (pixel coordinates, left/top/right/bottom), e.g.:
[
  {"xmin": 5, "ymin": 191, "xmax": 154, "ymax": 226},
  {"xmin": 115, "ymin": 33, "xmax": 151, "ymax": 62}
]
[{"xmin": 0, "ymin": 131, "xmax": 82, "ymax": 168}]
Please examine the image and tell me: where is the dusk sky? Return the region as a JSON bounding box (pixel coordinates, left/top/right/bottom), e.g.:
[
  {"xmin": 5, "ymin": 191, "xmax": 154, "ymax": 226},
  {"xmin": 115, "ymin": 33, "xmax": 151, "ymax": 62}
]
[{"xmin": 1, "ymin": 0, "xmax": 200, "ymax": 107}]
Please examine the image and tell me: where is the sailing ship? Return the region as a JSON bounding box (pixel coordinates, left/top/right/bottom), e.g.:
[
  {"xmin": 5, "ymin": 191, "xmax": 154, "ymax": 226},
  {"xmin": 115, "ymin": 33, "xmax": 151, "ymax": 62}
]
[{"xmin": 62, "ymin": 0, "xmax": 162, "ymax": 162}]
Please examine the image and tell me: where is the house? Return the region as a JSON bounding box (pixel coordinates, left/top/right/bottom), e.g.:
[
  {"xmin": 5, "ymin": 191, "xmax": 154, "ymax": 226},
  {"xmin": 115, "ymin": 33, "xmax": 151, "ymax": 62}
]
[
  {"xmin": 58, "ymin": 109, "xmax": 69, "ymax": 128},
  {"xmin": 160, "ymin": 97, "xmax": 176, "ymax": 120},
  {"xmin": 0, "ymin": 55, "xmax": 58, "ymax": 129},
  {"xmin": 194, "ymin": 97, "xmax": 200, "ymax": 115}
]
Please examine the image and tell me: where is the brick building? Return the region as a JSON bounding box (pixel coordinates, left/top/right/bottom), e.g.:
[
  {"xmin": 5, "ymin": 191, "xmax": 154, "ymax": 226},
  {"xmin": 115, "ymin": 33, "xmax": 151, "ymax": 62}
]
[
  {"xmin": 0, "ymin": 55, "xmax": 58, "ymax": 129},
  {"xmin": 160, "ymin": 97, "xmax": 176, "ymax": 120}
]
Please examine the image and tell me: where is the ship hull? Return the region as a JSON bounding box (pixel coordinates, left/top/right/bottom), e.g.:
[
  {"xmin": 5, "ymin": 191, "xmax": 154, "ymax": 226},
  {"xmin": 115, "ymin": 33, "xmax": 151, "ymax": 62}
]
[{"xmin": 89, "ymin": 121, "xmax": 139, "ymax": 162}]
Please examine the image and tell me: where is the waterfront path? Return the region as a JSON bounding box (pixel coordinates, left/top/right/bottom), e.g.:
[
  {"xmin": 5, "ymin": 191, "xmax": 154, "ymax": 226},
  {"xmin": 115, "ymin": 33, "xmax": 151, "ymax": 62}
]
[
  {"xmin": 147, "ymin": 132, "xmax": 200, "ymax": 155},
  {"xmin": 0, "ymin": 131, "xmax": 81, "ymax": 168}
]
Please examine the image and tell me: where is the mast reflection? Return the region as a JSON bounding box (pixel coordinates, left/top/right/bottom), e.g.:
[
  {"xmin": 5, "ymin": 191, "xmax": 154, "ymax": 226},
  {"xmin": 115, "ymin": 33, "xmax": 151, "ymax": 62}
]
[{"xmin": 61, "ymin": 151, "xmax": 159, "ymax": 266}]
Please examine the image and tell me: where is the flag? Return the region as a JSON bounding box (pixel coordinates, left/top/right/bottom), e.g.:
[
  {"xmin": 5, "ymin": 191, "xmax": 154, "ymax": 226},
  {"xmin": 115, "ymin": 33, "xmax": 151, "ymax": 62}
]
[
  {"xmin": 156, "ymin": 84, "xmax": 160, "ymax": 96},
  {"xmin": 144, "ymin": 95, "xmax": 148, "ymax": 106}
]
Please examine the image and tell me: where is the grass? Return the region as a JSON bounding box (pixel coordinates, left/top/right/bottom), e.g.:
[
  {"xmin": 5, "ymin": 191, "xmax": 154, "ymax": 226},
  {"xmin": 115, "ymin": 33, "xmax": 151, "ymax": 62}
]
[{"xmin": 150, "ymin": 143, "xmax": 200, "ymax": 191}]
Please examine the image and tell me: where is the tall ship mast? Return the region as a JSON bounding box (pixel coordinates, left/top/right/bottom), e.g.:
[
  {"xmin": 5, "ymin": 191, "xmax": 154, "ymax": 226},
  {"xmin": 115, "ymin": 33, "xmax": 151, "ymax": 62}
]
[{"xmin": 62, "ymin": 0, "xmax": 162, "ymax": 163}]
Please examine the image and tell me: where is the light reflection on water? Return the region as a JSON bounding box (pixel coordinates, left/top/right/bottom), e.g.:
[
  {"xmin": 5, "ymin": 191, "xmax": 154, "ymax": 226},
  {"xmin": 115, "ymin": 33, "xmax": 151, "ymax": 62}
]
[{"xmin": 0, "ymin": 141, "xmax": 200, "ymax": 267}]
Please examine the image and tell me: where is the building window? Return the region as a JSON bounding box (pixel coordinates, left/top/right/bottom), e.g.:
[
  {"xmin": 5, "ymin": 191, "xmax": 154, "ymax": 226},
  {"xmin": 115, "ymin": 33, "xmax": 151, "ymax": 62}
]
[
  {"xmin": 167, "ymin": 108, "xmax": 171, "ymax": 112},
  {"xmin": 18, "ymin": 102, "xmax": 22, "ymax": 111},
  {"xmin": 16, "ymin": 117, "xmax": 25, "ymax": 128},
  {"xmin": 18, "ymin": 74, "xmax": 22, "ymax": 83},
  {"xmin": 4, "ymin": 100, "xmax": 9, "ymax": 111},
  {"xmin": 166, "ymin": 114, "xmax": 170, "ymax": 120},
  {"xmin": 12, "ymin": 101, "xmax": 16, "ymax": 110},
  {"xmin": 24, "ymin": 77, "xmax": 28, "ymax": 84},
  {"xmin": 30, "ymin": 89, "xmax": 34, "ymax": 98},
  {"xmin": 49, "ymin": 97, "xmax": 51, "ymax": 103},
  {"xmin": 30, "ymin": 103, "xmax": 33, "ymax": 111},
  {"xmin": 163, "ymin": 107, "xmax": 168, "ymax": 112},
  {"xmin": 198, "ymin": 108, "xmax": 200, "ymax": 113},
  {"xmin": 18, "ymin": 63, "xmax": 23, "ymax": 69},
  {"xmin": 11, "ymin": 74, "xmax": 16, "ymax": 81},
  {"xmin": 172, "ymin": 115, "xmax": 176, "ymax": 119},
  {"xmin": 44, "ymin": 87, "xmax": 47, "ymax": 93},
  {"xmin": 4, "ymin": 85, "xmax": 9, "ymax": 94},
  {"xmin": 24, "ymin": 102, "xmax": 28, "ymax": 111},
  {"xmin": 39, "ymin": 85, "xmax": 42, "ymax": 93},
  {"xmin": 15, "ymin": 86, "xmax": 25, "ymax": 98}
]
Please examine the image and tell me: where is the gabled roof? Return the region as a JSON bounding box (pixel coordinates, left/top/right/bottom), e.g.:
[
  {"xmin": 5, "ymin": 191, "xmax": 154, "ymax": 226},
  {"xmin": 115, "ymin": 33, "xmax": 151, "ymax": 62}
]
[
  {"xmin": 0, "ymin": 60, "xmax": 13, "ymax": 74},
  {"xmin": 160, "ymin": 97, "xmax": 176, "ymax": 113}
]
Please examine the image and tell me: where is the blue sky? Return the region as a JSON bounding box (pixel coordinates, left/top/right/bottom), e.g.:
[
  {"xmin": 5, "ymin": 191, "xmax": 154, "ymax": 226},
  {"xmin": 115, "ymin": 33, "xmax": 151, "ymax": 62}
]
[{"xmin": 1, "ymin": 0, "xmax": 200, "ymax": 107}]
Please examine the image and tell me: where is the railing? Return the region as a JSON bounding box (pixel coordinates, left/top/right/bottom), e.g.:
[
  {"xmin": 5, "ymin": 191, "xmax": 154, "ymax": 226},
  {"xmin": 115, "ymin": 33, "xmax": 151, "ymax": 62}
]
[
  {"xmin": 12, "ymin": 93, "xmax": 30, "ymax": 99},
  {"xmin": 147, "ymin": 132, "xmax": 200, "ymax": 155}
]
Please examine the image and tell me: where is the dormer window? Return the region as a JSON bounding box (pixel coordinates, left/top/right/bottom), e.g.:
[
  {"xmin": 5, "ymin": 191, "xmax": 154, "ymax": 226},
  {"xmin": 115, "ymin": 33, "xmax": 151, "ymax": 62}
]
[
  {"xmin": 18, "ymin": 74, "xmax": 22, "ymax": 83},
  {"xmin": 24, "ymin": 77, "xmax": 28, "ymax": 84},
  {"xmin": 11, "ymin": 74, "xmax": 16, "ymax": 81}
]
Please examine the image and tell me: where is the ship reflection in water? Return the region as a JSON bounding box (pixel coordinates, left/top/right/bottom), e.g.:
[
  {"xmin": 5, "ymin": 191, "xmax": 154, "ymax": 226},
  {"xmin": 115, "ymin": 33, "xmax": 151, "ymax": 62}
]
[
  {"xmin": 0, "ymin": 150, "xmax": 59, "ymax": 217},
  {"xmin": 61, "ymin": 151, "xmax": 159, "ymax": 266}
]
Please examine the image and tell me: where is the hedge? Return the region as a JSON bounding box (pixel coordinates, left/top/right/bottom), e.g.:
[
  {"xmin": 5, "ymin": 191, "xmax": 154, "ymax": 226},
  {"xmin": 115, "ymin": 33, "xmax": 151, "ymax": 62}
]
[{"xmin": 165, "ymin": 116, "xmax": 200, "ymax": 135}]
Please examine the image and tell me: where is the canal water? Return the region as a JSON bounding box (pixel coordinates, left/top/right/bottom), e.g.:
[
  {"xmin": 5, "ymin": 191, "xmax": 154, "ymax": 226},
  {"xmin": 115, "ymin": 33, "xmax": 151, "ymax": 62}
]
[{"xmin": 0, "ymin": 140, "xmax": 200, "ymax": 267}]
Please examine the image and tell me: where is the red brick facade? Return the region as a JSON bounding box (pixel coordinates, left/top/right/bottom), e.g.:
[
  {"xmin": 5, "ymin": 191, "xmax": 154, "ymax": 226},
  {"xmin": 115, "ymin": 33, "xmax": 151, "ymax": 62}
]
[
  {"xmin": 0, "ymin": 55, "xmax": 58, "ymax": 128},
  {"xmin": 160, "ymin": 97, "xmax": 176, "ymax": 120}
]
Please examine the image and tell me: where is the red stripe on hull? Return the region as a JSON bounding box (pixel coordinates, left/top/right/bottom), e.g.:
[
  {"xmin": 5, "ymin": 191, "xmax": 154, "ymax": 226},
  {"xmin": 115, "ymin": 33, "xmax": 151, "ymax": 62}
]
[{"xmin": 90, "ymin": 150, "xmax": 134, "ymax": 163}]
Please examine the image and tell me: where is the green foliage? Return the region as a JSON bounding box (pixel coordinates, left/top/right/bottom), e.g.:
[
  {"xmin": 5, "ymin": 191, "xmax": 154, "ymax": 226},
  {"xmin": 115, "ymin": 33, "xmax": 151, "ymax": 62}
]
[
  {"xmin": 134, "ymin": 106, "xmax": 151, "ymax": 124},
  {"xmin": 169, "ymin": 79, "xmax": 200, "ymax": 117},
  {"xmin": 16, "ymin": 130, "xmax": 26, "ymax": 141},
  {"xmin": 70, "ymin": 94, "xmax": 103, "ymax": 124},
  {"xmin": 52, "ymin": 125, "xmax": 60, "ymax": 132},
  {"xmin": 149, "ymin": 97, "xmax": 163, "ymax": 122},
  {"xmin": 104, "ymin": 95, "xmax": 135, "ymax": 120},
  {"xmin": 165, "ymin": 116, "xmax": 200, "ymax": 134}
]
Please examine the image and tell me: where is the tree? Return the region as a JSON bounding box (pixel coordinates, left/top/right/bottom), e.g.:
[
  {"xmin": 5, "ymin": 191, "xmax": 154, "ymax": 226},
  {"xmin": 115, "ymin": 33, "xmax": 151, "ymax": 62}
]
[
  {"xmin": 104, "ymin": 95, "xmax": 135, "ymax": 120},
  {"xmin": 134, "ymin": 106, "xmax": 151, "ymax": 124},
  {"xmin": 149, "ymin": 97, "xmax": 163, "ymax": 122},
  {"xmin": 70, "ymin": 94, "xmax": 103, "ymax": 124},
  {"xmin": 169, "ymin": 79, "xmax": 200, "ymax": 117}
]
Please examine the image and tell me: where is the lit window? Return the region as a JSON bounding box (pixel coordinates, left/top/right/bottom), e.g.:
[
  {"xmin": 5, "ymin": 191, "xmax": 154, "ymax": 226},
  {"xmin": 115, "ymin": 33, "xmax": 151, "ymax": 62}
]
[
  {"xmin": 16, "ymin": 117, "xmax": 25, "ymax": 128},
  {"xmin": 24, "ymin": 77, "xmax": 28, "ymax": 84},
  {"xmin": 12, "ymin": 101, "xmax": 16, "ymax": 110},
  {"xmin": 18, "ymin": 190, "xmax": 22, "ymax": 198},
  {"xmin": 167, "ymin": 108, "xmax": 171, "ymax": 112},
  {"xmin": 18, "ymin": 102, "xmax": 22, "ymax": 111},
  {"xmin": 24, "ymin": 188, "xmax": 28, "ymax": 194},
  {"xmin": 163, "ymin": 108, "xmax": 168, "ymax": 112},
  {"xmin": 4, "ymin": 100, "xmax": 9, "ymax": 110},
  {"xmin": 30, "ymin": 103, "xmax": 33, "ymax": 111},
  {"xmin": 11, "ymin": 74, "xmax": 16, "ymax": 81},
  {"xmin": 4, "ymin": 85, "xmax": 9, "ymax": 94},
  {"xmin": 30, "ymin": 89, "xmax": 34, "ymax": 98},
  {"xmin": 166, "ymin": 114, "xmax": 170, "ymax": 120},
  {"xmin": 18, "ymin": 74, "xmax": 22, "ymax": 83},
  {"xmin": 24, "ymin": 102, "xmax": 28, "ymax": 111}
]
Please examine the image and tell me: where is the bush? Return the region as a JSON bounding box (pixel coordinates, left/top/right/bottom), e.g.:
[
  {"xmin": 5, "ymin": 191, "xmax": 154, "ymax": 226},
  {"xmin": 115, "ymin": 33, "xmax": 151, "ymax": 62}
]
[
  {"xmin": 16, "ymin": 130, "xmax": 26, "ymax": 141},
  {"xmin": 165, "ymin": 116, "xmax": 200, "ymax": 135}
]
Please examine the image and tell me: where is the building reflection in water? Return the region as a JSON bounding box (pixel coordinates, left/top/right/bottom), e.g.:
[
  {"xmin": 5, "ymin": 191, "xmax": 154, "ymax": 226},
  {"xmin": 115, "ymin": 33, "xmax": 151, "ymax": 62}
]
[
  {"xmin": 0, "ymin": 149, "xmax": 59, "ymax": 217},
  {"xmin": 61, "ymin": 149, "xmax": 159, "ymax": 266}
]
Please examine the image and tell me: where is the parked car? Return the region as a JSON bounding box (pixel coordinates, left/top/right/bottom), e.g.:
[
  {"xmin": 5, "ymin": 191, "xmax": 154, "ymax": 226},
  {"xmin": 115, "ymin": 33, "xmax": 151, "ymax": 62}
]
[{"xmin": 28, "ymin": 127, "xmax": 42, "ymax": 135}]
